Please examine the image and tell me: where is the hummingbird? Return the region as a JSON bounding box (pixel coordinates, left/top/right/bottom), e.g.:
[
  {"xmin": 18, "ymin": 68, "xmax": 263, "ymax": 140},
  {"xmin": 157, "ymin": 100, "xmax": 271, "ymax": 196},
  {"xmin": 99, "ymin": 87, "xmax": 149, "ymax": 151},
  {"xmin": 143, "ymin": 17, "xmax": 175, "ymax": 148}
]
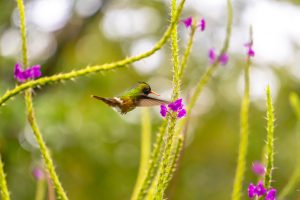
[{"xmin": 91, "ymin": 82, "xmax": 171, "ymax": 114}]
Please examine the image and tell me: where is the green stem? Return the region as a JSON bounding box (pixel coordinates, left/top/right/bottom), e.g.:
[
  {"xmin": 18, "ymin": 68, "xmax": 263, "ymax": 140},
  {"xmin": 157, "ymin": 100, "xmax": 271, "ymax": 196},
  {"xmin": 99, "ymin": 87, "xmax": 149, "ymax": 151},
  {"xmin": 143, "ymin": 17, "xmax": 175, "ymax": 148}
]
[
  {"xmin": 176, "ymin": 0, "xmax": 233, "ymax": 136},
  {"xmin": 231, "ymin": 28, "xmax": 252, "ymax": 200},
  {"xmin": 131, "ymin": 108, "xmax": 151, "ymax": 200},
  {"xmin": 25, "ymin": 90, "xmax": 68, "ymax": 200},
  {"xmin": 0, "ymin": 0, "xmax": 185, "ymax": 107},
  {"xmin": 178, "ymin": 21, "xmax": 197, "ymax": 79},
  {"xmin": 263, "ymin": 85, "xmax": 275, "ymax": 189},
  {"xmin": 0, "ymin": 155, "xmax": 10, "ymax": 200},
  {"xmin": 135, "ymin": 119, "xmax": 168, "ymax": 200},
  {"xmin": 131, "ymin": 1, "xmax": 186, "ymax": 199},
  {"xmin": 154, "ymin": 113, "xmax": 177, "ymax": 199},
  {"xmin": 35, "ymin": 179, "xmax": 46, "ymax": 200},
  {"xmin": 164, "ymin": 135, "xmax": 184, "ymax": 186},
  {"xmin": 16, "ymin": 0, "xmax": 68, "ymax": 199},
  {"xmin": 152, "ymin": 0, "xmax": 182, "ymax": 197},
  {"xmin": 170, "ymin": 0, "xmax": 181, "ymax": 101},
  {"xmin": 16, "ymin": 0, "xmax": 28, "ymax": 68}
]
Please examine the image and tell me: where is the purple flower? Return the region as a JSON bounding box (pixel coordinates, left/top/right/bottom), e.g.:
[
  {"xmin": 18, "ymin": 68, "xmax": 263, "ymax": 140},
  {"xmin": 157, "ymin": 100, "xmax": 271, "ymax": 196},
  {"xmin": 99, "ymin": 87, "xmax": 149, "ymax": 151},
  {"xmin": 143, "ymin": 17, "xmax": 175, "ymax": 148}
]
[
  {"xmin": 160, "ymin": 104, "xmax": 168, "ymax": 117},
  {"xmin": 208, "ymin": 49, "xmax": 229, "ymax": 65},
  {"xmin": 219, "ymin": 53, "xmax": 229, "ymax": 65},
  {"xmin": 248, "ymin": 183, "xmax": 256, "ymax": 198},
  {"xmin": 247, "ymin": 181, "xmax": 267, "ymax": 198},
  {"xmin": 160, "ymin": 98, "xmax": 186, "ymax": 119},
  {"xmin": 266, "ymin": 188, "xmax": 276, "ymax": 200},
  {"xmin": 14, "ymin": 63, "xmax": 42, "ymax": 83},
  {"xmin": 252, "ymin": 161, "xmax": 266, "ymax": 176},
  {"xmin": 182, "ymin": 17, "xmax": 193, "ymax": 28},
  {"xmin": 32, "ymin": 167, "xmax": 45, "ymax": 180},
  {"xmin": 255, "ymin": 181, "xmax": 267, "ymax": 196},
  {"xmin": 245, "ymin": 42, "xmax": 255, "ymax": 57},
  {"xmin": 177, "ymin": 108, "xmax": 186, "ymax": 118},
  {"xmin": 199, "ymin": 18, "xmax": 205, "ymax": 31},
  {"xmin": 168, "ymin": 98, "xmax": 183, "ymax": 112},
  {"xmin": 208, "ymin": 48, "xmax": 217, "ymax": 64}
]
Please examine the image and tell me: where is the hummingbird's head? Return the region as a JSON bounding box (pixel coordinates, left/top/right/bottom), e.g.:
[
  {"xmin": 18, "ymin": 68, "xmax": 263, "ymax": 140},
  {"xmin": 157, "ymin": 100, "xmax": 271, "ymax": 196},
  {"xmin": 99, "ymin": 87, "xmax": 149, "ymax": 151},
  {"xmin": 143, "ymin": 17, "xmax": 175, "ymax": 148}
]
[{"xmin": 138, "ymin": 82, "xmax": 160, "ymax": 96}]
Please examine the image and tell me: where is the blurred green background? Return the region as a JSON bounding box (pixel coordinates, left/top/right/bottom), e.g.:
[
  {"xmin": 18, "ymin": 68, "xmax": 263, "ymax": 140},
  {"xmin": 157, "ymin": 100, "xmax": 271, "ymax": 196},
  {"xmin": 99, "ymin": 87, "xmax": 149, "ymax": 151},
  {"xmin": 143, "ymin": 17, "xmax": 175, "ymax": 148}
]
[{"xmin": 1, "ymin": 0, "xmax": 300, "ymax": 199}]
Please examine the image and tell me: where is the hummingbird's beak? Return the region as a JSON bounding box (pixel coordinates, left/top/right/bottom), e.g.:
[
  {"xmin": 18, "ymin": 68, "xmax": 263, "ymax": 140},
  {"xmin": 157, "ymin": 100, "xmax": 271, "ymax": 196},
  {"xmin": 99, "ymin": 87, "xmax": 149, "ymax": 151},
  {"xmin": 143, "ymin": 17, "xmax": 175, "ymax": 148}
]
[{"xmin": 150, "ymin": 91, "xmax": 160, "ymax": 96}]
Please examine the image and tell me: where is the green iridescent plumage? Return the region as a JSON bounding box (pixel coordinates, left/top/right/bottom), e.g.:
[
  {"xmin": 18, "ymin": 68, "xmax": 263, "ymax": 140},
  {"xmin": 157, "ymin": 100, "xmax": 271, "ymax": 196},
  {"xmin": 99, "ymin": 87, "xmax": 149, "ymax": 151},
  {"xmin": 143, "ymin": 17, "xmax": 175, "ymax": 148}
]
[{"xmin": 92, "ymin": 82, "xmax": 170, "ymax": 114}]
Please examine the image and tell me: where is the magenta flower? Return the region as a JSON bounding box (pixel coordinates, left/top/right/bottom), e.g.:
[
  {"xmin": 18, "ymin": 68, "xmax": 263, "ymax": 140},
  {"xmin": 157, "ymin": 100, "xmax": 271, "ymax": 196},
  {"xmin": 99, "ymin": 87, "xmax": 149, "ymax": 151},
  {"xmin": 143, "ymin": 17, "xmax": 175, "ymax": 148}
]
[
  {"xmin": 168, "ymin": 98, "xmax": 183, "ymax": 112},
  {"xmin": 208, "ymin": 48, "xmax": 229, "ymax": 65},
  {"xmin": 199, "ymin": 18, "xmax": 205, "ymax": 31},
  {"xmin": 247, "ymin": 181, "xmax": 267, "ymax": 198},
  {"xmin": 219, "ymin": 53, "xmax": 229, "ymax": 65},
  {"xmin": 208, "ymin": 48, "xmax": 217, "ymax": 64},
  {"xmin": 182, "ymin": 17, "xmax": 193, "ymax": 28},
  {"xmin": 248, "ymin": 183, "xmax": 256, "ymax": 198},
  {"xmin": 160, "ymin": 105, "xmax": 167, "ymax": 117},
  {"xmin": 245, "ymin": 42, "xmax": 255, "ymax": 57},
  {"xmin": 32, "ymin": 167, "xmax": 45, "ymax": 180},
  {"xmin": 266, "ymin": 188, "xmax": 276, "ymax": 200},
  {"xmin": 255, "ymin": 181, "xmax": 267, "ymax": 196},
  {"xmin": 252, "ymin": 161, "xmax": 266, "ymax": 176},
  {"xmin": 160, "ymin": 98, "xmax": 186, "ymax": 118},
  {"xmin": 14, "ymin": 63, "xmax": 42, "ymax": 83},
  {"xmin": 177, "ymin": 109, "xmax": 186, "ymax": 118}
]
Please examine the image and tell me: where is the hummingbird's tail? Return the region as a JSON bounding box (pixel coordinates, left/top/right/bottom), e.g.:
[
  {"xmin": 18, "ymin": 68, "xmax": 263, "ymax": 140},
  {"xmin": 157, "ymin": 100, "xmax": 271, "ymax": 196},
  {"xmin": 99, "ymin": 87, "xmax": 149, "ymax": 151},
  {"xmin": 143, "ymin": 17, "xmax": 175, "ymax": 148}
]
[{"xmin": 91, "ymin": 95, "xmax": 120, "ymax": 107}]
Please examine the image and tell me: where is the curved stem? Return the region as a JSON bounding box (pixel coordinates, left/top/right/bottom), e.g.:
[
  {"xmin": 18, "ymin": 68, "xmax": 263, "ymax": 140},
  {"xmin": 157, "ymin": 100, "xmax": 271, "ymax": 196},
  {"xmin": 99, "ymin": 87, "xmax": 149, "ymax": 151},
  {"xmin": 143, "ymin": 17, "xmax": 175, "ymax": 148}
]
[
  {"xmin": 16, "ymin": 0, "xmax": 68, "ymax": 199},
  {"xmin": 0, "ymin": 0, "xmax": 185, "ymax": 107},
  {"xmin": 25, "ymin": 90, "xmax": 69, "ymax": 200}
]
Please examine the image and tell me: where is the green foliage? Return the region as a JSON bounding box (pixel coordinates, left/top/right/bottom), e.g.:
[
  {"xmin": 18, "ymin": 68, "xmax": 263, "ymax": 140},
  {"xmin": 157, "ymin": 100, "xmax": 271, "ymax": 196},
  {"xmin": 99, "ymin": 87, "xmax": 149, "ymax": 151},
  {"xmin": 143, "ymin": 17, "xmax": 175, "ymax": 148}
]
[{"xmin": 278, "ymin": 93, "xmax": 300, "ymax": 199}]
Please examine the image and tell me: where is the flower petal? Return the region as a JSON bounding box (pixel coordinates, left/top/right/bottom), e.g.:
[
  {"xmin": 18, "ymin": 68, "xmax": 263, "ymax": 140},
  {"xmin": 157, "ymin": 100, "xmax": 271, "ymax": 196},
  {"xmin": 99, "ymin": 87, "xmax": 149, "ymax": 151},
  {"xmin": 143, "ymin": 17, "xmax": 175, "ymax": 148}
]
[
  {"xmin": 177, "ymin": 108, "xmax": 186, "ymax": 118},
  {"xmin": 252, "ymin": 161, "xmax": 266, "ymax": 176},
  {"xmin": 219, "ymin": 53, "xmax": 229, "ymax": 65},
  {"xmin": 182, "ymin": 17, "xmax": 193, "ymax": 28},
  {"xmin": 199, "ymin": 18, "xmax": 205, "ymax": 31},
  {"xmin": 208, "ymin": 48, "xmax": 216, "ymax": 64},
  {"xmin": 265, "ymin": 188, "xmax": 276, "ymax": 200},
  {"xmin": 160, "ymin": 104, "xmax": 167, "ymax": 117},
  {"xmin": 248, "ymin": 183, "xmax": 256, "ymax": 198}
]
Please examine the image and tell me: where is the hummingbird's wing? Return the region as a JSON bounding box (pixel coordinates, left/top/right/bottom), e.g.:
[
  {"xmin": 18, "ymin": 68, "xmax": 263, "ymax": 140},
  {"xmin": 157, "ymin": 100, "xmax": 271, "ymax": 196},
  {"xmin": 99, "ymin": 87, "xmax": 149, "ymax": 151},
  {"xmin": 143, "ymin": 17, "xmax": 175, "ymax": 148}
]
[{"xmin": 136, "ymin": 96, "xmax": 171, "ymax": 107}]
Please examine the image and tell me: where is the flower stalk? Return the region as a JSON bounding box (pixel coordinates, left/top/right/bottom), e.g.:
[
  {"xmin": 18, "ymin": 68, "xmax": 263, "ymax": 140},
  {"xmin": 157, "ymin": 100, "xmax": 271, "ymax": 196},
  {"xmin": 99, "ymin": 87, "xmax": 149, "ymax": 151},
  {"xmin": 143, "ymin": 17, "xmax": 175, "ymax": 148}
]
[
  {"xmin": 131, "ymin": 108, "xmax": 152, "ymax": 200},
  {"xmin": 264, "ymin": 85, "xmax": 275, "ymax": 189},
  {"xmin": 0, "ymin": 155, "xmax": 10, "ymax": 200},
  {"xmin": 16, "ymin": 0, "xmax": 68, "ymax": 199},
  {"xmin": 231, "ymin": 27, "xmax": 252, "ymax": 200}
]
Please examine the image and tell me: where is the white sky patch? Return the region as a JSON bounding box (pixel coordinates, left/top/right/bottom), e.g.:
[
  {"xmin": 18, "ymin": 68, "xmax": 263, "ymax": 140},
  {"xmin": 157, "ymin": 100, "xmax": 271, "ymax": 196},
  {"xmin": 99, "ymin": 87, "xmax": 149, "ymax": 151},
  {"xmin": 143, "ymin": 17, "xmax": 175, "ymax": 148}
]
[
  {"xmin": 75, "ymin": 0, "xmax": 103, "ymax": 18},
  {"xmin": 27, "ymin": 28, "xmax": 57, "ymax": 60},
  {"xmin": 0, "ymin": 28, "xmax": 20, "ymax": 57},
  {"xmin": 28, "ymin": 0, "xmax": 73, "ymax": 32},
  {"xmin": 101, "ymin": 7, "xmax": 161, "ymax": 40},
  {"xmin": 130, "ymin": 38, "xmax": 163, "ymax": 74},
  {"xmin": 242, "ymin": 0, "xmax": 300, "ymax": 66},
  {"xmin": 237, "ymin": 66, "xmax": 279, "ymax": 102}
]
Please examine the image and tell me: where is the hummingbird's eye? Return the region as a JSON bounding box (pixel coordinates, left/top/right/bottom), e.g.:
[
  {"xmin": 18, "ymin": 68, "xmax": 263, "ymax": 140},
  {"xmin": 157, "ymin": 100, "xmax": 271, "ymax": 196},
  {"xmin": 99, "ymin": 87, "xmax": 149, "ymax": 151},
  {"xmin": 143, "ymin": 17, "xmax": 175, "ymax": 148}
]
[{"xmin": 142, "ymin": 86, "xmax": 151, "ymax": 95}]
